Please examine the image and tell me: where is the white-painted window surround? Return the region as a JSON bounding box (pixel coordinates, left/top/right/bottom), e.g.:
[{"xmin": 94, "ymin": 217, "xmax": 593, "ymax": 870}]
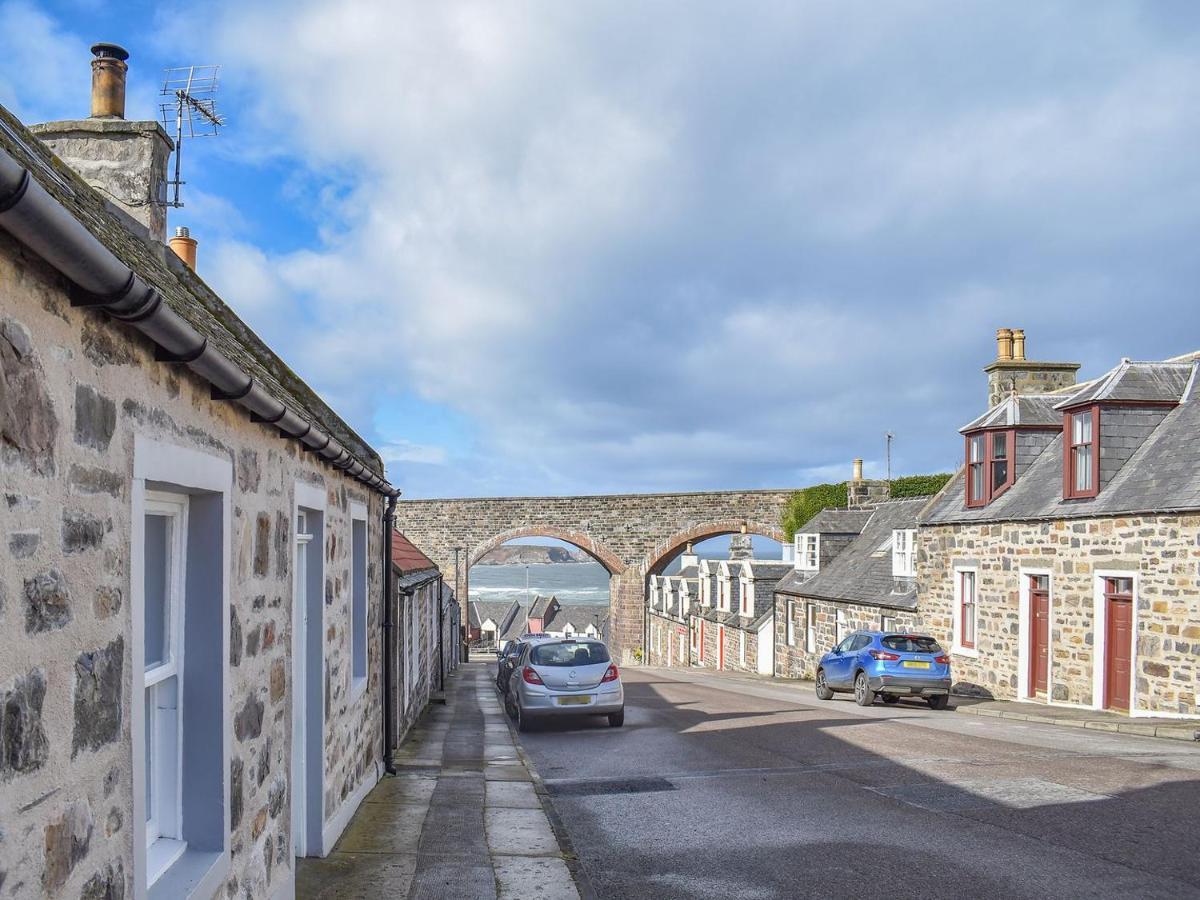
[
  {"xmin": 953, "ymin": 566, "xmax": 980, "ymax": 657},
  {"xmin": 786, "ymin": 600, "xmax": 796, "ymax": 646},
  {"xmin": 835, "ymin": 608, "xmax": 848, "ymax": 645},
  {"xmin": 805, "ymin": 604, "xmax": 817, "ymax": 653},
  {"xmin": 740, "ymin": 578, "xmax": 754, "ymax": 616},
  {"xmin": 891, "ymin": 529, "xmax": 916, "ymax": 578},
  {"xmin": 795, "ymin": 534, "xmax": 819, "ymax": 571}
]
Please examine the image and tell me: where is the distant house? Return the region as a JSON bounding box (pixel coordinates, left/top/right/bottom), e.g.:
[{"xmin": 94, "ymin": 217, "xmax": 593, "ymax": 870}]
[
  {"xmin": 647, "ymin": 545, "xmax": 699, "ymax": 667},
  {"xmin": 691, "ymin": 559, "xmax": 790, "ymax": 675},
  {"xmin": 920, "ymin": 331, "xmax": 1200, "ymax": 716},
  {"xmin": 775, "ymin": 500, "xmax": 925, "ymax": 680},
  {"xmin": 469, "ymin": 599, "xmax": 522, "ymax": 648}
]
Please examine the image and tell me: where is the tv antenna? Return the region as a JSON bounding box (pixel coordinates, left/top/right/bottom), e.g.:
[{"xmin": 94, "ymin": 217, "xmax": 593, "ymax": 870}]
[{"xmin": 159, "ymin": 65, "xmax": 225, "ymax": 208}]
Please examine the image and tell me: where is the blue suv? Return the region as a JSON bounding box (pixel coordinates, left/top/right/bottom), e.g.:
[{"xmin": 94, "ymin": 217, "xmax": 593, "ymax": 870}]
[{"xmin": 815, "ymin": 631, "xmax": 952, "ymax": 709}]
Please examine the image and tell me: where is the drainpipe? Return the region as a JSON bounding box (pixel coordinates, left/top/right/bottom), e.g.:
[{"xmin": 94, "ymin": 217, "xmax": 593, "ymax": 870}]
[
  {"xmin": 437, "ymin": 575, "xmax": 445, "ymax": 693},
  {"xmin": 381, "ymin": 494, "xmax": 398, "ymax": 775}
]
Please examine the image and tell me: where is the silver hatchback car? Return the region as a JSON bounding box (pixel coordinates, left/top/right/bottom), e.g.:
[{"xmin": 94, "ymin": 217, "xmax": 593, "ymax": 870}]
[{"xmin": 504, "ymin": 638, "xmax": 624, "ymax": 731}]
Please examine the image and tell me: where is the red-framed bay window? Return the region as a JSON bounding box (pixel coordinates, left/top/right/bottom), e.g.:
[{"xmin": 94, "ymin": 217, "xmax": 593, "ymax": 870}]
[
  {"xmin": 1063, "ymin": 405, "xmax": 1100, "ymax": 499},
  {"xmin": 964, "ymin": 428, "xmax": 1015, "ymax": 507}
]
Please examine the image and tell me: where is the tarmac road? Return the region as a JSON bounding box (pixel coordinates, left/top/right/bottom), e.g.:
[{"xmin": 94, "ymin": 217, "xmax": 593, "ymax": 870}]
[{"xmin": 513, "ymin": 666, "xmax": 1200, "ymax": 900}]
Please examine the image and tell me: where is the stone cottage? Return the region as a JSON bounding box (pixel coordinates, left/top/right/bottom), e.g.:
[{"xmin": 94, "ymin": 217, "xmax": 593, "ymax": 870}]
[
  {"xmin": 0, "ymin": 46, "xmax": 411, "ymax": 899},
  {"xmin": 646, "ymin": 544, "xmax": 698, "ymax": 668},
  {"xmin": 774, "ymin": 500, "xmax": 925, "ymax": 681},
  {"xmin": 920, "ymin": 330, "xmax": 1200, "ymax": 717}
]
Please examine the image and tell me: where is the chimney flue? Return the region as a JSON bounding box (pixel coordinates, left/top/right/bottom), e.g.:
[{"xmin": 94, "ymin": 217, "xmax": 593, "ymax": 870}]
[
  {"xmin": 90, "ymin": 43, "xmax": 129, "ymax": 119},
  {"xmin": 1012, "ymin": 328, "xmax": 1026, "ymax": 361},
  {"xmin": 852, "ymin": 458, "xmax": 863, "ymax": 482},
  {"xmin": 996, "ymin": 327, "xmax": 1013, "ymax": 361},
  {"xmin": 170, "ymin": 226, "xmax": 197, "ymax": 269}
]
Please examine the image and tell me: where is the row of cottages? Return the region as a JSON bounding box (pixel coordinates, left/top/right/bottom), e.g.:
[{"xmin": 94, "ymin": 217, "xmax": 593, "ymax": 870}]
[
  {"xmin": 468, "ymin": 595, "xmax": 609, "ymax": 649},
  {"xmin": 646, "ymin": 536, "xmax": 791, "ymax": 674},
  {"xmin": 774, "ymin": 500, "xmax": 924, "ymax": 680},
  {"xmin": 0, "ymin": 47, "xmax": 456, "ymax": 900},
  {"xmin": 918, "ymin": 332, "xmax": 1200, "ymax": 718}
]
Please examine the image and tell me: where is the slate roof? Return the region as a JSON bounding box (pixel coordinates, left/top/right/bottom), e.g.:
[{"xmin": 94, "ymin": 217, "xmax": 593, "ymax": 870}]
[
  {"xmin": 776, "ymin": 498, "xmax": 925, "ymax": 610},
  {"xmin": 469, "ymin": 600, "xmax": 519, "ymax": 631},
  {"xmin": 527, "ymin": 595, "xmax": 557, "ymax": 619},
  {"xmin": 391, "ymin": 531, "xmax": 437, "ymax": 575},
  {"xmin": 547, "ymin": 603, "xmax": 609, "ymax": 631},
  {"xmin": 0, "ymin": 103, "xmax": 387, "ymax": 484},
  {"xmin": 800, "ymin": 508, "xmax": 873, "ymax": 535},
  {"xmin": 959, "ymin": 394, "xmax": 1062, "ymax": 432},
  {"xmin": 1053, "ymin": 360, "xmax": 1193, "ymax": 408},
  {"xmin": 677, "ymin": 564, "xmax": 700, "ymax": 580},
  {"xmin": 924, "ymin": 357, "xmax": 1200, "ymax": 525}
]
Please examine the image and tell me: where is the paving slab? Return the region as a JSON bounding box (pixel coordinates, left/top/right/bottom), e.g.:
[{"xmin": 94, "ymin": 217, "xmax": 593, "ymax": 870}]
[
  {"xmin": 485, "ymin": 807, "xmax": 562, "ymax": 856},
  {"xmin": 494, "ymin": 855, "xmax": 580, "ymax": 900},
  {"xmin": 336, "ymin": 801, "xmax": 429, "ymax": 853},
  {"xmin": 486, "ymin": 780, "xmax": 542, "ymax": 809},
  {"xmin": 296, "ymin": 851, "xmax": 418, "ymax": 900}
]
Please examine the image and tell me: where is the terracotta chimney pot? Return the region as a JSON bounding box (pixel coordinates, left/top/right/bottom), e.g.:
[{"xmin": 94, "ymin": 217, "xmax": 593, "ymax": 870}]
[
  {"xmin": 170, "ymin": 226, "xmax": 197, "ymax": 270},
  {"xmin": 996, "ymin": 328, "xmax": 1013, "ymax": 361},
  {"xmin": 1012, "ymin": 328, "xmax": 1026, "ymax": 361}
]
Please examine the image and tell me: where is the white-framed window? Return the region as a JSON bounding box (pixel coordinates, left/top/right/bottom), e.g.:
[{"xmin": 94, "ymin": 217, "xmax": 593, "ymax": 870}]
[
  {"xmin": 718, "ymin": 576, "xmax": 731, "ymax": 613},
  {"xmin": 740, "ymin": 578, "xmax": 754, "ymax": 616},
  {"xmin": 953, "ymin": 566, "xmax": 980, "ymax": 656},
  {"xmin": 650, "ymin": 577, "xmax": 661, "ymax": 610},
  {"xmin": 795, "ymin": 534, "xmax": 819, "ymax": 572},
  {"xmin": 350, "ymin": 503, "xmax": 368, "ymax": 699},
  {"xmin": 786, "ymin": 600, "xmax": 796, "ymax": 646},
  {"xmin": 690, "ymin": 618, "xmax": 699, "ymax": 652},
  {"xmin": 701, "ymin": 575, "xmax": 711, "ymax": 607},
  {"xmin": 892, "ymin": 529, "xmax": 916, "ymax": 578},
  {"xmin": 835, "ymin": 608, "xmax": 848, "ymax": 645},
  {"xmin": 805, "ymin": 604, "xmax": 817, "ymax": 653},
  {"xmin": 143, "ymin": 492, "xmax": 188, "ymax": 881},
  {"xmin": 739, "ymin": 629, "xmax": 746, "ymax": 665},
  {"xmin": 881, "ymin": 614, "xmax": 896, "ymax": 633}
]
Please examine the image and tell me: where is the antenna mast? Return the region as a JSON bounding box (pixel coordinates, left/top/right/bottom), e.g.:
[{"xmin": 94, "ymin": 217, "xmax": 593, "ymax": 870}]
[{"xmin": 159, "ymin": 64, "xmax": 225, "ymax": 208}]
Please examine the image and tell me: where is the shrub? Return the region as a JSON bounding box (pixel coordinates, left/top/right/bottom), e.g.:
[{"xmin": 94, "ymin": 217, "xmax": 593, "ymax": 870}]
[
  {"xmin": 889, "ymin": 473, "xmax": 953, "ymax": 498},
  {"xmin": 781, "ymin": 482, "xmax": 848, "ymax": 540}
]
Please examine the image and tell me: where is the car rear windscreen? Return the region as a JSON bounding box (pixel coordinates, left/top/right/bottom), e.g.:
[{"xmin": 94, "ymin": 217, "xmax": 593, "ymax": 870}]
[
  {"xmin": 882, "ymin": 635, "xmax": 942, "ymax": 653},
  {"xmin": 530, "ymin": 642, "xmax": 611, "ymax": 667}
]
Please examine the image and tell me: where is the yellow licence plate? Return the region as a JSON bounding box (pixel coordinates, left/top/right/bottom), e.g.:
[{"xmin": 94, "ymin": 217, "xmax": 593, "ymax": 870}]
[
  {"xmin": 903, "ymin": 660, "xmax": 931, "ymax": 669},
  {"xmin": 558, "ymin": 695, "xmax": 591, "ymax": 705}
]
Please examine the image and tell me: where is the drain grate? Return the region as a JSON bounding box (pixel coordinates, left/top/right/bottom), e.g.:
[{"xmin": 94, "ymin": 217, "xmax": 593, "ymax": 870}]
[{"xmin": 547, "ymin": 776, "xmax": 677, "ymax": 797}]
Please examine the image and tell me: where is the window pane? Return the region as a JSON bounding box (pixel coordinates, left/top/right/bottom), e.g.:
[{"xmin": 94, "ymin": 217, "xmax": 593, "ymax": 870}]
[
  {"xmin": 144, "ymin": 513, "xmax": 171, "ymax": 670},
  {"xmin": 991, "ymin": 459, "xmax": 1008, "ymax": 491},
  {"xmin": 992, "ymin": 432, "xmax": 1007, "ymax": 459},
  {"xmin": 1073, "ymin": 411, "xmax": 1092, "ymax": 444},
  {"xmin": 1074, "ymin": 446, "xmax": 1093, "ymax": 491},
  {"xmin": 969, "ymin": 435, "xmax": 984, "ymax": 463},
  {"xmin": 970, "ymin": 463, "xmax": 984, "ymax": 501}
]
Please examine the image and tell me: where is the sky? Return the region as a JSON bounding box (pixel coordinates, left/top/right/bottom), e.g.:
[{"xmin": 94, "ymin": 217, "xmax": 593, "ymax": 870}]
[{"xmin": 3, "ymin": 1, "xmax": 1200, "ymax": 499}]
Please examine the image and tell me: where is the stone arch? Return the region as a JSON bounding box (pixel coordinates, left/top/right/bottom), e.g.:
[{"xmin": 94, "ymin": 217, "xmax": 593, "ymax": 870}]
[
  {"xmin": 469, "ymin": 525, "xmax": 626, "ymax": 575},
  {"xmin": 642, "ymin": 519, "xmax": 787, "ymax": 577}
]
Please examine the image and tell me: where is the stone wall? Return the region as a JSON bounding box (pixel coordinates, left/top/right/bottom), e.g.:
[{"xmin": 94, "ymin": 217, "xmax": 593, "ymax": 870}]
[
  {"xmin": 394, "ymin": 493, "xmax": 793, "ymax": 661},
  {"xmin": 647, "ymin": 611, "xmax": 688, "ymax": 667},
  {"xmin": 773, "ymin": 594, "xmax": 919, "ymax": 680},
  {"xmin": 0, "ymin": 229, "xmax": 386, "ymax": 896},
  {"xmin": 919, "ymin": 515, "xmax": 1200, "ymax": 715}
]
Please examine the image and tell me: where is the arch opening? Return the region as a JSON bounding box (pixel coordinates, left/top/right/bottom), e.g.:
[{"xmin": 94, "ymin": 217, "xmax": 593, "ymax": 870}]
[{"xmin": 644, "ymin": 520, "xmax": 787, "ymax": 577}]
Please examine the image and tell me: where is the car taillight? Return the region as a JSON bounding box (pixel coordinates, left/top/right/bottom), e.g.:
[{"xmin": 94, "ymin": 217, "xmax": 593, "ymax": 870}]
[
  {"xmin": 934, "ymin": 654, "xmax": 950, "ymax": 665},
  {"xmin": 522, "ymin": 666, "xmax": 544, "ymax": 685},
  {"xmin": 601, "ymin": 664, "xmax": 619, "ymax": 683},
  {"xmin": 869, "ymin": 649, "xmax": 900, "ymax": 661}
]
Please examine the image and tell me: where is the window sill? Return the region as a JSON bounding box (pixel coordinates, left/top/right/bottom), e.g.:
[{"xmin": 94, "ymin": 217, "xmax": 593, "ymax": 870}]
[
  {"xmin": 350, "ymin": 674, "xmax": 368, "ymax": 704},
  {"xmin": 952, "ymin": 645, "xmax": 980, "ymax": 659},
  {"xmin": 149, "ymin": 847, "xmax": 228, "ymax": 900},
  {"xmin": 147, "ymin": 838, "xmax": 187, "ymax": 886}
]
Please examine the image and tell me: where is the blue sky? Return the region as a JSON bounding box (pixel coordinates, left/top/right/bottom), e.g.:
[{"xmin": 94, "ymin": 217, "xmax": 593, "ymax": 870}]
[{"xmin": 4, "ymin": 1, "xmax": 1200, "ymax": 498}]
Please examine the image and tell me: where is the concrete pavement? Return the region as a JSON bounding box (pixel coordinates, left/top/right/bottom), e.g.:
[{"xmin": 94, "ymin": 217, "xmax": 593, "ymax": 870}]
[
  {"xmin": 297, "ymin": 662, "xmax": 581, "ymax": 900},
  {"xmin": 517, "ymin": 666, "xmax": 1200, "ymax": 899}
]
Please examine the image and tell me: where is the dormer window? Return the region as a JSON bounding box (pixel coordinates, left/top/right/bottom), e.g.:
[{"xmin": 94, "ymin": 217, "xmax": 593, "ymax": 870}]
[
  {"xmin": 1064, "ymin": 406, "xmax": 1099, "ymax": 499},
  {"xmin": 740, "ymin": 578, "xmax": 754, "ymax": 616},
  {"xmin": 891, "ymin": 529, "xmax": 916, "ymax": 577},
  {"xmin": 794, "ymin": 534, "xmax": 819, "ymax": 571},
  {"xmin": 965, "ymin": 429, "xmax": 1014, "ymax": 507}
]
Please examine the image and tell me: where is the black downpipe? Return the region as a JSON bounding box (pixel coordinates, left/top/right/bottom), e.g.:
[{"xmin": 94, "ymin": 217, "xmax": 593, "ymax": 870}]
[
  {"xmin": 381, "ymin": 495, "xmax": 398, "ymax": 776},
  {"xmin": 436, "ymin": 576, "xmax": 445, "ymax": 693}
]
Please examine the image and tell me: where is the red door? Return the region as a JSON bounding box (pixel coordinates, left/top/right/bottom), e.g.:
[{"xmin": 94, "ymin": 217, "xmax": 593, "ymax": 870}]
[
  {"xmin": 1029, "ymin": 575, "xmax": 1050, "ymax": 696},
  {"xmin": 1104, "ymin": 577, "xmax": 1133, "ymax": 711},
  {"xmin": 718, "ymin": 626, "xmax": 725, "ymax": 670}
]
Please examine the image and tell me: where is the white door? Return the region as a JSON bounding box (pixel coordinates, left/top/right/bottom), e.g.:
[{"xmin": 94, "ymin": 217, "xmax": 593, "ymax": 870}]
[{"xmin": 291, "ymin": 513, "xmax": 313, "ymax": 856}]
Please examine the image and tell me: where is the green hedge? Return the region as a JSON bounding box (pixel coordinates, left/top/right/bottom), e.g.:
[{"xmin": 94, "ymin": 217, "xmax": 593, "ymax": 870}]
[
  {"xmin": 889, "ymin": 473, "xmax": 953, "ymax": 498},
  {"xmin": 781, "ymin": 482, "xmax": 848, "ymax": 540},
  {"xmin": 781, "ymin": 472, "xmax": 953, "ymax": 538}
]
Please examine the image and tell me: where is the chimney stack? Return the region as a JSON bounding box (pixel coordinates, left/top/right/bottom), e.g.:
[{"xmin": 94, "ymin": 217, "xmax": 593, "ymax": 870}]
[
  {"xmin": 170, "ymin": 226, "xmax": 197, "ymax": 270},
  {"xmin": 852, "ymin": 458, "xmax": 863, "ymax": 482},
  {"xmin": 90, "ymin": 43, "xmax": 129, "ymax": 119},
  {"xmin": 995, "ymin": 327, "xmax": 1014, "ymax": 361}
]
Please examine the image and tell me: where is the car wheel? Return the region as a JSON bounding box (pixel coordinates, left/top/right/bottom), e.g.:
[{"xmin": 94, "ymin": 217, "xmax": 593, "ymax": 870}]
[
  {"xmin": 881, "ymin": 694, "xmax": 900, "ymax": 704},
  {"xmin": 854, "ymin": 671, "xmax": 876, "ymax": 707},
  {"xmin": 503, "ymin": 689, "xmax": 516, "ymax": 719},
  {"xmin": 927, "ymin": 694, "xmax": 950, "ymax": 710},
  {"xmin": 814, "ymin": 669, "xmax": 834, "ymax": 700},
  {"xmin": 608, "ymin": 709, "xmax": 625, "ymax": 728},
  {"xmin": 516, "ymin": 698, "xmax": 532, "ymax": 732}
]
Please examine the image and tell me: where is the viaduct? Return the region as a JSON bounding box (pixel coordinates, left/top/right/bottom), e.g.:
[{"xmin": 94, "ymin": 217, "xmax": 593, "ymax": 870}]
[{"xmin": 393, "ymin": 489, "xmax": 796, "ymax": 661}]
